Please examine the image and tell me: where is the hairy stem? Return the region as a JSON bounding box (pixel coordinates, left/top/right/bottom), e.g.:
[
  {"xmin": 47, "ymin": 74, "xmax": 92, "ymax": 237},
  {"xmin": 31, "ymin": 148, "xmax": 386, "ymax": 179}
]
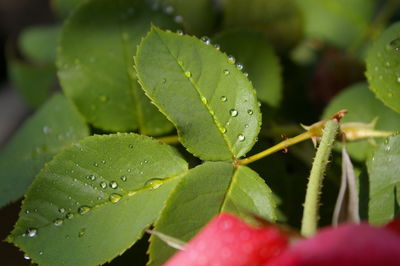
[{"xmin": 301, "ymin": 120, "xmax": 339, "ymax": 237}]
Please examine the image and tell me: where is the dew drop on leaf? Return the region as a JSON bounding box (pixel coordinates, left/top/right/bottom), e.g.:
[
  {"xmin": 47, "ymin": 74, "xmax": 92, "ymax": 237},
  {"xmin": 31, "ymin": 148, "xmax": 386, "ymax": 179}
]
[
  {"xmin": 58, "ymin": 208, "xmax": 65, "ymax": 214},
  {"xmin": 227, "ymin": 55, "xmax": 236, "ymax": 64},
  {"xmin": 100, "ymin": 182, "xmax": 107, "ymax": 189},
  {"xmin": 223, "ymin": 69, "xmax": 230, "ymax": 75},
  {"xmin": 176, "ymin": 29, "xmax": 183, "ymax": 35},
  {"xmin": 220, "ymin": 96, "xmax": 227, "ymax": 102},
  {"xmin": 214, "ymin": 44, "xmax": 220, "ymax": 50},
  {"xmin": 66, "ymin": 213, "xmax": 74, "ymax": 219},
  {"xmin": 201, "ymin": 96, "xmax": 207, "ymax": 104},
  {"xmin": 174, "ymin": 15, "xmax": 183, "ymax": 24},
  {"xmin": 390, "ymin": 37, "xmax": 400, "ymax": 51},
  {"xmin": 201, "ymin": 36, "xmax": 210, "ymax": 45},
  {"xmin": 236, "ymin": 63, "xmax": 243, "ymax": 70},
  {"xmin": 145, "ymin": 178, "xmax": 163, "ymax": 189},
  {"xmin": 109, "ymin": 193, "xmax": 122, "ymax": 203},
  {"xmin": 120, "ymin": 176, "xmax": 127, "ymax": 182},
  {"xmin": 238, "ymin": 134, "xmax": 246, "ymax": 142},
  {"xmin": 184, "ymin": 71, "xmax": 192, "ymax": 78},
  {"xmin": 109, "ymin": 181, "xmax": 118, "ymax": 189},
  {"xmin": 42, "ymin": 126, "xmax": 51, "ymax": 134},
  {"xmin": 26, "ymin": 228, "xmax": 38, "ymax": 238},
  {"xmin": 53, "ymin": 218, "xmax": 63, "ymax": 226},
  {"xmin": 78, "ymin": 206, "xmax": 91, "ymax": 215},
  {"xmin": 230, "ymin": 109, "xmax": 238, "ymax": 117},
  {"xmin": 247, "ymin": 109, "xmax": 254, "ymax": 115},
  {"xmin": 78, "ymin": 228, "xmax": 86, "ymax": 238}
]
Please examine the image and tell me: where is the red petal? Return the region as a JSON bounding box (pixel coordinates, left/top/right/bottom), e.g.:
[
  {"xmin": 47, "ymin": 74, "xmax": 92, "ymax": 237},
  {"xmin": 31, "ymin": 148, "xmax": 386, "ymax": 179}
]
[
  {"xmin": 165, "ymin": 213, "xmax": 288, "ymax": 266},
  {"xmin": 265, "ymin": 223, "xmax": 400, "ymax": 266},
  {"xmin": 385, "ymin": 217, "xmax": 400, "ymax": 236}
]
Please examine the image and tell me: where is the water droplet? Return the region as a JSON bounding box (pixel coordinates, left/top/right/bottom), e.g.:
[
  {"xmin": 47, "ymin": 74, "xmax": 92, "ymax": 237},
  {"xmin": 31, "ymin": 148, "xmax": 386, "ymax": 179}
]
[
  {"xmin": 245, "ymin": 124, "xmax": 249, "ymax": 128},
  {"xmin": 101, "ymin": 160, "xmax": 106, "ymax": 164},
  {"xmin": 220, "ymin": 127, "xmax": 227, "ymax": 133},
  {"xmin": 390, "ymin": 37, "xmax": 400, "ymax": 51},
  {"xmin": 145, "ymin": 178, "xmax": 163, "ymax": 189},
  {"xmin": 374, "ymin": 66, "xmax": 379, "ymax": 71},
  {"xmin": 53, "ymin": 218, "xmax": 63, "ymax": 226},
  {"xmin": 385, "ymin": 146, "xmax": 391, "ymax": 152},
  {"xmin": 78, "ymin": 228, "xmax": 86, "ymax": 238},
  {"xmin": 100, "ymin": 181, "xmax": 107, "ymax": 189},
  {"xmin": 227, "ymin": 55, "xmax": 236, "ymax": 64},
  {"xmin": 42, "ymin": 126, "xmax": 51, "ymax": 134},
  {"xmin": 201, "ymin": 36, "xmax": 210, "ymax": 45},
  {"xmin": 59, "ymin": 208, "xmax": 65, "ymax": 214},
  {"xmin": 128, "ymin": 144, "xmax": 134, "ymax": 149},
  {"xmin": 24, "ymin": 209, "xmax": 30, "ymax": 214},
  {"xmin": 39, "ymin": 251, "xmax": 43, "ymax": 256},
  {"xmin": 201, "ymin": 96, "xmax": 208, "ymax": 104},
  {"xmin": 230, "ymin": 109, "xmax": 238, "ymax": 117},
  {"xmin": 396, "ymin": 77, "xmax": 400, "ymax": 83},
  {"xmin": 220, "ymin": 96, "xmax": 227, "ymax": 102},
  {"xmin": 214, "ymin": 44, "xmax": 220, "ymax": 50},
  {"xmin": 109, "ymin": 181, "xmax": 118, "ymax": 189},
  {"xmin": 26, "ymin": 228, "xmax": 37, "ymax": 238},
  {"xmin": 247, "ymin": 109, "xmax": 254, "ymax": 115},
  {"xmin": 244, "ymin": 72, "xmax": 249, "ymax": 77},
  {"xmin": 24, "ymin": 255, "xmax": 30, "ymax": 260},
  {"xmin": 109, "ymin": 193, "xmax": 122, "ymax": 203},
  {"xmin": 164, "ymin": 5, "xmax": 174, "ymax": 14},
  {"xmin": 78, "ymin": 206, "xmax": 91, "ymax": 215},
  {"xmin": 184, "ymin": 71, "xmax": 192, "ymax": 78},
  {"xmin": 176, "ymin": 29, "xmax": 183, "ymax": 35},
  {"xmin": 93, "ymin": 162, "xmax": 99, "ymax": 167},
  {"xmin": 223, "ymin": 69, "xmax": 230, "ymax": 75},
  {"xmin": 238, "ymin": 134, "xmax": 245, "ymax": 142},
  {"xmin": 385, "ymin": 61, "xmax": 391, "ymax": 67},
  {"xmin": 127, "ymin": 168, "xmax": 132, "ymax": 173},
  {"xmin": 66, "ymin": 213, "xmax": 74, "ymax": 219},
  {"xmin": 174, "ymin": 15, "xmax": 183, "ymax": 24},
  {"xmin": 236, "ymin": 63, "xmax": 243, "ymax": 70}
]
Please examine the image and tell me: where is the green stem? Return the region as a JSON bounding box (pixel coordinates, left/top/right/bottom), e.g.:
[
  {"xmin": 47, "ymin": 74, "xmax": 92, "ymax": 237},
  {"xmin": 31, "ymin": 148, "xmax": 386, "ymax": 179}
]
[
  {"xmin": 301, "ymin": 120, "xmax": 339, "ymax": 237},
  {"xmin": 238, "ymin": 131, "xmax": 313, "ymax": 165}
]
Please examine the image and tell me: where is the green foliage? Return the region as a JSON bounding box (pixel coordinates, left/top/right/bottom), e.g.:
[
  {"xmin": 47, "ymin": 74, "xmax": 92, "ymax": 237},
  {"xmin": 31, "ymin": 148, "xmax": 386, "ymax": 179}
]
[
  {"xmin": 214, "ymin": 29, "xmax": 282, "ymax": 108},
  {"xmin": 135, "ymin": 27, "xmax": 261, "ymax": 160},
  {"xmin": 367, "ymin": 134, "xmax": 400, "ymax": 225},
  {"xmin": 221, "ymin": 0, "xmax": 303, "ymax": 50},
  {"xmin": 8, "ymin": 60, "xmax": 56, "ymax": 109},
  {"xmin": 148, "ymin": 162, "xmax": 276, "ymax": 265},
  {"xmin": 57, "ymin": 0, "xmax": 176, "ymax": 133},
  {"xmin": 51, "ymin": 0, "xmax": 82, "ymax": 19},
  {"xmin": 0, "ymin": 94, "xmax": 89, "ymax": 208},
  {"xmin": 366, "ymin": 22, "xmax": 400, "ymax": 113},
  {"xmin": 19, "ymin": 25, "xmax": 60, "ymax": 63},
  {"xmin": 296, "ymin": 0, "xmax": 375, "ymax": 48},
  {"xmin": 322, "ymin": 83, "xmax": 400, "ymax": 161},
  {"xmin": 8, "ymin": 134, "xmax": 188, "ymax": 265}
]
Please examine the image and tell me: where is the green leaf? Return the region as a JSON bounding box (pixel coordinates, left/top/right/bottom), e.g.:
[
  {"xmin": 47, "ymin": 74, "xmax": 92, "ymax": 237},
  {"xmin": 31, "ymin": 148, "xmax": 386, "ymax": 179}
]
[
  {"xmin": 8, "ymin": 134, "xmax": 188, "ymax": 266},
  {"xmin": 57, "ymin": 0, "xmax": 176, "ymax": 133},
  {"xmin": 8, "ymin": 59, "xmax": 56, "ymax": 109},
  {"xmin": 148, "ymin": 162, "xmax": 276, "ymax": 265},
  {"xmin": 366, "ymin": 22, "xmax": 400, "ymax": 113},
  {"xmin": 221, "ymin": 0, "xmax": 303, "ymax": 50},
  {"xmin": 19, "ymin": 25, "xmax": 60, "ymax": 63},
  {"xmin": 214, "ymin": 29, "xmax": 282, "ymax": 108},
  {"xmin": 295, "ymin": 0, "xmax": 374, "ymax": 48},
  {"xmin": 135, "ymin": 27, "xmax": 261, "ymax": 161},
  {"xmin": 322, "ymin": 83, "xmax": 400, "ymax": 161},
  {"xmin": 156, "ymin": 0, "xmax": 216, "ymax": 35},
  {"xmin": 367, "ymin": 134, "xmax": 400, "ymax": 225},
  {"xmin": 0, "ymin": 94, "xmax": 89, "ymax": 208}
]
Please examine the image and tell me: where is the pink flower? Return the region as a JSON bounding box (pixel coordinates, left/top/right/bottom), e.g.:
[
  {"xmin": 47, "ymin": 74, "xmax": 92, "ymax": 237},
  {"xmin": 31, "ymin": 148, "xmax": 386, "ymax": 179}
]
[{"xmin": 164, "ymin": 213, "xmax": 400, "ymax": 266}]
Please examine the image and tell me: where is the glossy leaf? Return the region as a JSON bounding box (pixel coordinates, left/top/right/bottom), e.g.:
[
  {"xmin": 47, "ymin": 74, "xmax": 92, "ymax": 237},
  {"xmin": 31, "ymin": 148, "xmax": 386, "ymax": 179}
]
[
  {"xmin": 135, "ymin": 27, "xmax": 261, "ymax": 160},
  {"xmin": 366, "ymin": 22, "xmax": 400, "ymax": 113},
  {"xmin": 322, "ymin": 83, "xmax": 400, "ymax": 161},
  {"xmin": 0, "ymin": 94, "xmax": 89, "ymax": 208},
  {"xmin": 57, "ymin": 0, "xmax": 175, "ymax": 133},
  {"xmin": 8, "ymin": 134, "xmax": 188, "ymax": 265},
  {"xmin": 19, "ymin": 25, "xmax": 60, "ymax": 63},
  {"xmin": 367, "ymin": 134, "xmax": 400, "ymax": 225},
  {"xmin": 8, "ymin": 59, "xmax": 56, "ymax": 109},
  {"xmin": 148, "ymin": 162, "xmax": 277, "ymax": 265},
  {"xmin": 156, "ymin": 0, "xmax": 216, "ymax": 35},
  {"xmin": 214, "ymin": 29, "xmax": 282, "ymax": 108},
  {"xmin": 221, "ymin": 0, "xmax": 303, "ymax": 50},
  {"xmin": 295, "ymin": 0, "xmax": 375, "ymax": 48}
]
